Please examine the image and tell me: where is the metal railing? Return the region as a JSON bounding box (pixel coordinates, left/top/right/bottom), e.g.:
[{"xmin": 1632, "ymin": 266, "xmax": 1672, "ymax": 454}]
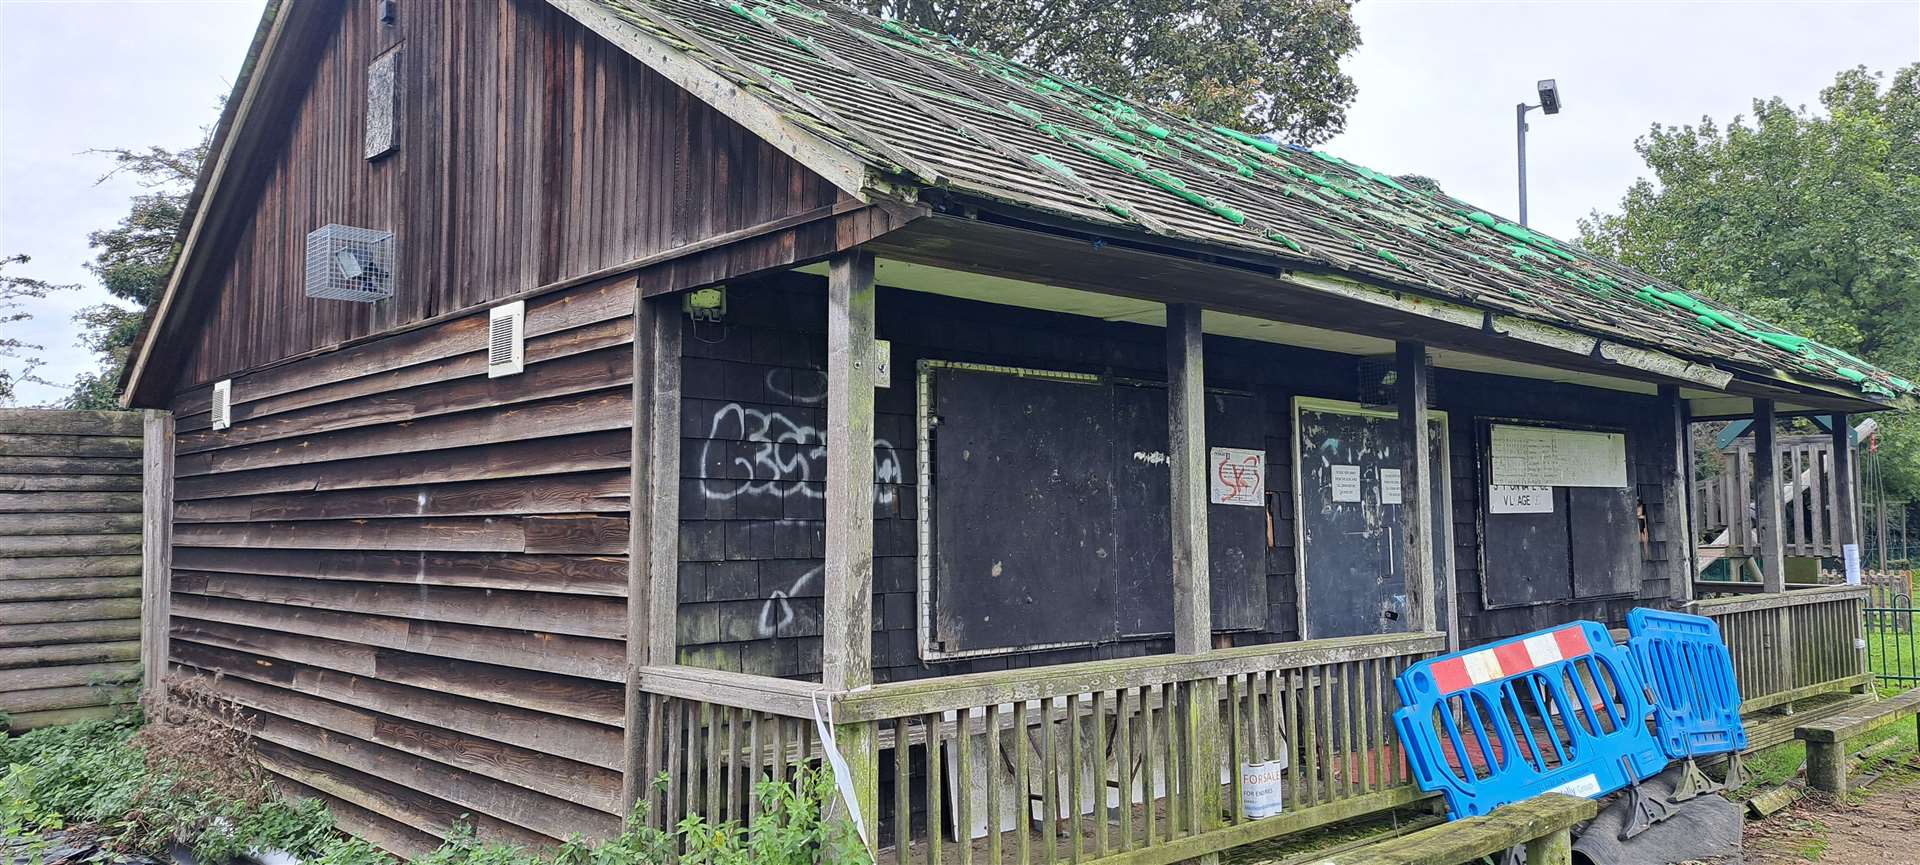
[
  {"xmin": 1862, "ymin": 571, "xmax": 1920, "ymax": 686},
  {"xmin": 631, "ymin": 632, "xmax": 1445, "ymax": 864}
]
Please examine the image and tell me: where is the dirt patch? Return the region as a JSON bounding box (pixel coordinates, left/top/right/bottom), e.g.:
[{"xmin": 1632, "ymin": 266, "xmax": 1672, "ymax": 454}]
[{"xmin": 1745, "ymin": 760, "xmax": 1920, "ymax": 864}]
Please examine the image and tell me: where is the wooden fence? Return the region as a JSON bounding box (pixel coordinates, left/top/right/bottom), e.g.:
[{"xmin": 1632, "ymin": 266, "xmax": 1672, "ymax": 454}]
[
  {"xmin": 1691, "ymin": 584, "xmax": 1870, "ymax": 715},
  {"xmin": 632, "ymin": 632, "xmax": 1444, "ymax": 865},
  {"xmin": 1695, "ymin": 434, "xmax": 1850, "ymax": 558},
  {"xmin": 0, "ymin": 408, "xmax": 151, "ymax": 731}
]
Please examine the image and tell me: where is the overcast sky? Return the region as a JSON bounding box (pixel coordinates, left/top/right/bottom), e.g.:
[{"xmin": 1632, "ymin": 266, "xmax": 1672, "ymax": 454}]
[{"xmin": 1, "ymin": 0, "xmax": 1916, "ymax": 405}]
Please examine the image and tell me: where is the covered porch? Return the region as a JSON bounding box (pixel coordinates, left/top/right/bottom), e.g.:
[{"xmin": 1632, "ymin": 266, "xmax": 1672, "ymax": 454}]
[{"xmin": 619, "ymin": 205, "xmax": 1893, "ymax": 860}]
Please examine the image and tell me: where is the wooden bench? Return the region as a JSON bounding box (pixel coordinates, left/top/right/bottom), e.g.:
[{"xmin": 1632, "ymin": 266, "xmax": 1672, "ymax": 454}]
[
  {"xmin": 1310, "ymin": 794, "xmax": 1599, "ymax": 865},
  {"xmin": 1795, "ymin": 687, "xmax": 1920, "ymax": 795}
]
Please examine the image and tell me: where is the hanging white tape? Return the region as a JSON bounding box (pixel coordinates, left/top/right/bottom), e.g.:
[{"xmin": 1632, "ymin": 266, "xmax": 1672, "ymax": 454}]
[{"xmin": 812, "ymin": 690, "xmax": 872, "ymax": 849}]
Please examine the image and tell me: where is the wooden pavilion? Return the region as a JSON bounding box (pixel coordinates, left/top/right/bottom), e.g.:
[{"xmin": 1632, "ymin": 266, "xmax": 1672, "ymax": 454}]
[{"xmin": 119, "ymin": 0, "xmax": 1909, "ymax": 860}]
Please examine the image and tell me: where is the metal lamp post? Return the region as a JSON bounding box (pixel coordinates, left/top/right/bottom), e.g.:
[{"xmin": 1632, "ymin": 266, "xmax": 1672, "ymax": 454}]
[{"xmin": 1515, "ymin": 78, "xmax": 1562, "ymax": 228}]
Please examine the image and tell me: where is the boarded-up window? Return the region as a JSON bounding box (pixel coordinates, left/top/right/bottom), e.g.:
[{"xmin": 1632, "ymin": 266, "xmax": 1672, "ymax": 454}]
[
  {"xmin": 919, "ymin": 362, "xmax": 1268, "ymax": 658},
  {"xmin": 1478, "ymin": 420, "xmax": 1639, "ymax": 607}
]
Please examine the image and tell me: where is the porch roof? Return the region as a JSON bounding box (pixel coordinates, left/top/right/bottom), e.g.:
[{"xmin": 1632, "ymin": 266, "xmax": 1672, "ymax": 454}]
[{"xmin": 554, "ymin": 0, "xmax": 1912, "ymax": 412}]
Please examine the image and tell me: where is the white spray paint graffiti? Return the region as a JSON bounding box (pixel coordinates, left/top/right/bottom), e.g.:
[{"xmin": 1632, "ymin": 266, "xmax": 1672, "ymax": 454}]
[
  {"xmin": 758, "ymin": 563, "xmax": 822, "ymax": 637},
  {"xmin": 697, "ymin": 402, "xmax": 903, "ymax": 505}
]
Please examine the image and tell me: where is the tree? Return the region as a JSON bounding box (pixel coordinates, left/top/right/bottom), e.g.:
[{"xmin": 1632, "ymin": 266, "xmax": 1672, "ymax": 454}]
[
  {"xmin": 1580, "ymin": 63, "xmax": 1920, "ymax": 496},
  {"xmin": 0, "ymin": 255, "xmax": 77, "ymax": 407},
  {"xmin": 65, "ymin": 141, "xmax": 207, "ymax": 409},
  {"xmin": 861, "ymin": 0, "xmax": 1361, "ymax": 142}
]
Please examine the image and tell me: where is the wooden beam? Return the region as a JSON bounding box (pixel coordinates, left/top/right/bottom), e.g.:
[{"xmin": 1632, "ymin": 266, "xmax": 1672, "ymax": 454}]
[
  {"xmin": 1753, "ymin": 400, "xmax": 1785, "ymax": 592},
  {"xmin": 1660, "ymin": 385, "xmax": 1696, "ymax": 602},
  {"xmin": 1831, "ymin": 414, "xmax": 1858, "ymax": 553},
  {"xmin": 1397, "ymin": 342, "xmax": 1435, "ymax": 633},
  {"xmin": 1166, "ymin": 304, "xmax": 1211, "ymax": 655},
  {"xmin": 823, "ymin": 251, "xmax": 880, "ymax": 853},
  {"xmin": 623, "ymin": 295, "xmax": 681, "ymax": 809},
  {"xmin": 140, "ymin": 409, "xmax": 174, "ymax": 696}
]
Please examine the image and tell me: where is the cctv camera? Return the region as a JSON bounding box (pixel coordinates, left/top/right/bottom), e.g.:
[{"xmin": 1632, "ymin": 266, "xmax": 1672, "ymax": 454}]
[{"xmin": 1537, "ymin": 79, "xmax": 1561, "ymax": 115}]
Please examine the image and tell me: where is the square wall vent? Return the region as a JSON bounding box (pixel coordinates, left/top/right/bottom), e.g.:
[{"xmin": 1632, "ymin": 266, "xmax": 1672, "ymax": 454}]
[{"xmin": 305, "ymin": 224, "xmax": 395, "ymax": 302}]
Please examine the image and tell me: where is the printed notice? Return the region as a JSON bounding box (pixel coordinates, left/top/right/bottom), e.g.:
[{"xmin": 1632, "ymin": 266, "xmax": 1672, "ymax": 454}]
[
  {"xmin": 1488, "ymin": 485, "xmax": 1553, "ymax": 514},
  {"xmin": 1210, "ymin": 447, "xmax": 1266, "ymax": 506},
  {"xmin": 1844, "ymin": 543, "xmax": 1862, "ymax": 586},
  {"xmin": 1379, "ymin": 468, "xmax": 1403, "ymax": 505},
  {"xmin": 1330, "ymin": 464, "xmax": 1362, "ymax": 503},
  {"xmin": 1489, "ymin": 424, "xmax": 1628, "ymax": 488}
]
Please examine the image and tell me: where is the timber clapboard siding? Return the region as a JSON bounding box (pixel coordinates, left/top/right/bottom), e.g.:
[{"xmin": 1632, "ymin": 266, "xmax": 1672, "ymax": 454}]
[
  {"xmin": 166, "ymin": 276, "xmax": 636, "ymax": 854},
  {"xmin": 0, "ymin": 409, "xmax": 145, "ymax": 730}
]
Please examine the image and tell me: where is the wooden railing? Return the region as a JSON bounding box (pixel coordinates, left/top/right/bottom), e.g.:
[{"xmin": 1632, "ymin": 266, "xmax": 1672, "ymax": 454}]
[
  {"xmin": 631, "ymin": 632, "xmax": 1445, "ymax": 865},
  {"xmin": 1694, "ymin": 435, "xmax": 1847, "ymax": 558},
  {"xmin": 1692, "ymin": 584, "xmax": 1870, "ymax": 713},
  {"xmin": 1316, "ymin": 793, "xmax": 1596, "ymax": 865}
]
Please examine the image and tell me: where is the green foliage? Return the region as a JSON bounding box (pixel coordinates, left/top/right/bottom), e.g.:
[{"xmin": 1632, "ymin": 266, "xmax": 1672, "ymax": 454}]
[
  {"xmin": 1, "ymin": 709, "xmax": 868, "ymax": 865},
  {"xmin": 859, "ymin": 0, "xmax": 1361, "ymax": 142},
  {"xmin": 1581, "ymin": 63, "xmax": 1920, "ymax": 497}
]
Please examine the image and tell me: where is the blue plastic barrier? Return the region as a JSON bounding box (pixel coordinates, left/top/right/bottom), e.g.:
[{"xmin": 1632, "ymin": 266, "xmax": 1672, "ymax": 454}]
[
  {"xmin": 1393, "ymin": 621, "xmax": 1669, "ymax": 819},
  {"xmin": 1626, "ymin": 608, "xmax": 1748, "ymax": 760}
]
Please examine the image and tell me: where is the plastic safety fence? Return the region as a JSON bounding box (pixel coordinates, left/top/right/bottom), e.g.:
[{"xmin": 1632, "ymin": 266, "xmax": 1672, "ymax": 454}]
[
  {"xmin": 1392, "ymin": 621, "xmax": 1669, "ymax": 819},
  {"xmin": 1626, "ymin": 608, "xmax": 1748, "ymax": 760}
]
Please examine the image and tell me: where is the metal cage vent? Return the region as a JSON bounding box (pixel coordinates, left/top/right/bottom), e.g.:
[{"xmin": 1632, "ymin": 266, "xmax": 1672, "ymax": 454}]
[
  {"xmin": 487, "ymin": 301, "xmax": 525, "ymax": 378},
  {"xmin": 211, "ymin": 379, "xmax": 233, "ymax": 431},
  {"xmin": 304, "ymin": 224, "xmax": 395, "ymax": 302},
  {"xmin": 1357, "ymin": 353, "xmax": 1438, "ymax": 407}
]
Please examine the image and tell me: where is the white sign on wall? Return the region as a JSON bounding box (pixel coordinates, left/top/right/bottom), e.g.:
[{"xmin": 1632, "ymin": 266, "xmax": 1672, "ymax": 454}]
[
  {"xmin": 1330, "ymin": 464, "xmax": 1362, "ymax": 503},
  {"xmin": 1380, "ymin": 468, "xmax": 1403, "ymax": 505},
  {"xmin": 1488, "ymin": 485, "xmax": 1554, "ymax": 514},
  {"xmin": 1210, "ymin": 447, "xmax": 1267, "ymax": 506},
  {"xmin": 1489, "ymin": 424, "xmax": 1628, "ymax": 488}
]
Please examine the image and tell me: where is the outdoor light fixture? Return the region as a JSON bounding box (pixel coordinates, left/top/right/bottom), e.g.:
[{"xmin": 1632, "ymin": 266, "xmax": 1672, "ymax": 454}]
[{"xmin": 1515, "ymin": 78, "xmax": 1565, "ymax": 227}]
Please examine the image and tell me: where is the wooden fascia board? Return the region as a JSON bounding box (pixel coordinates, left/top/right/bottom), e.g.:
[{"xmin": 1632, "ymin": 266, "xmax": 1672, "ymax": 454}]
[
  {"xmin": 121, "ymin": 0, "xmax": 300, "ymax": 408},
  {"xmin": 548, "ymin": 0, "xmax": 876, "ymax": 200}
]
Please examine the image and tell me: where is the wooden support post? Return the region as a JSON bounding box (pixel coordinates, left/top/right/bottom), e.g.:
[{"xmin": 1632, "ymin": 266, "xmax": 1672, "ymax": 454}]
[
  {"xmin": 139, "ymin": 409, "xmax": 174, "ymax": 698},
  {"xmin": 1832, "ymin": 413, "xmax": 1858, "ymax": 555},
  {"xmin": 1397, "ymin": 342, "xmax": 1435, "ymax": 633},
  {"xmin": 1165, "ymin": 303, "xmax": 1222, "ymax": 859},
  {"xmin": 1523, "ymin": 826, "xmax": 1573, "ymax": 865},
  {"xmin": 1753, "ymin": 400, "xmax": 1786, "ymax": 592},
  {"xmin": 1660, "ymin": 385, "xmax": 1696, "ymax": 603},
  {"xmin": 824, "ymin": 250, "xmax": 880, "ymax": 852},
  {"xmin": 623, "ymin": 293, "xmax": 683, "ymax": 810}
]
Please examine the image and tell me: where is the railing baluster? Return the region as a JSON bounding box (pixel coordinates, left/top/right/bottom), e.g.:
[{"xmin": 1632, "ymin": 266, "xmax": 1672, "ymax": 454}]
[
  {"xmin": 704, "ymin": 701, "xmax": 720, "ymax": 822},
  {"xmin": 1040, "ymin": 697, "xmax": 1059, "ymax": 865},
  {"xmin": 1066, "ymin": 695, "xmax": 1083, "ymax": 863},
  {"xmin": 926, "ymin": 711, "xmax": 944, "ymax": 865},
  {"xmin": 1090, "ymin": 690, "xmax": 1109, "ymax": 859},
  {"xmin": 1225, "ymin": 674, "xmax": 1243, "ymax": 825},
  {"xmin": 957, "ymin": 709, "xmax": 975, "ymax": 865},
  {"xmin": 1163, "ymin": 683, "xmax": 1182, "ymax": 837},
  {"xmin": 1014, "ymin": 701, "xmax": 1032, "ymax": 865},
  {"xmin": 895, "ymin": 717, "xmax": 912, "ymax": 865},
  {"xmin": 1317, "ymin": 662, "xmax": 1334, "ymax": 806},
  {"xmin": 666, "ymin": 699, "xmax": 684, "ymax": 828},
  {"xmin": 1141, "ymin": 685, "xmax": 1158, "ymax": 847},
  {"xmin": 725, "ymin": 706, "xmax": 741, "ymax": 822},
  {"xmin": 747, "ymin": 710, "xmax": 764, "ymax": 824},
  {"xmin": 1116, "ymin": 687, "xmax": 1135, "ymax": 852},
  {"xmin": 987, "ymin": 703, "xmax": 1003, "ymax": 865}
]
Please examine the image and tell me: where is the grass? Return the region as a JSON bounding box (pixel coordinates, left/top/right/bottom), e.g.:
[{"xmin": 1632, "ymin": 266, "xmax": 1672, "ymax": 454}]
[{"xmin": 1, "ymin": 680, "xmax": 869, "ymax": 865}]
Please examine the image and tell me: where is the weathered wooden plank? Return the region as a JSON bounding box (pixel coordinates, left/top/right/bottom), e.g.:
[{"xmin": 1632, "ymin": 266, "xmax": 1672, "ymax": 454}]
[
  {"xmin": 0, "ymin": 660, "xmax": 141, "ymax": 693},
  {"xmin": 0, "ymin": 555, "xmax": 142, "ymax": 579},
  {"xmin": 822, "ymin": 250, "xmax": 876, "ymax": 693},
  {"xmin": 169, "ymin": 593, "xmax": 625, "ymax": 683},
  {"xmin": 0, "ymin": 474, "xmax": 142, "ymax": 492},
  {"xmin": 1167, "ymin": 303, "xmax": 1211, "ymax": 655},
  {"xmin": 172, "ymin": 571, "xmax": 624, "ymax": 639},
  {"xmin": 171, "ymin": 632, "xmax": 621, "ymax": 768},
  {"xmin": 0, "ymin": 597, "xmax": 144, "ymax": 626},
  {"xmin": 174, "ymin": 429, "xmax": 629, "ymax": 501},
  {"xmin": 175, "ymin": 388, "xmax": 630, "ymax": 478},
  {"xmin": 625, "ymin": 294, "xmax": 682, "ymax": 808},
  {"xmin": 1753, "ymin": 401, "xmax": 1785, "ymax": 591},
  {"xmin": 1398, "ymin": 341, "xmax": 1436, "ymax": 632},
  {"xmin": 0, "ymin": 512, "xmax": 143, "ymax": 535},
  {"xmin": 142, "ymin": 408, "xmax": 172, "ymax": 695},
  {"xmin": 206, "ymin": 672, "xmax": 622, "ymax": 813},
  {"xmin": 0, "ymin": 434, "xmax": 142, "ymax": 458},
  {"xmin": 1831, "ymin": 415, "xmax": 1857, "ymax": 549},
  {"xmin": 0, "ymin": 619, "xmax": 142, "ymax": 649},
  {"xmin": 175, "ymin": 313, "xmax": 633, "ymax": 436},
  {"xmin": 524, "ymin": 515, "xmax": 628, "ymax": 554},
  {"xmin": 0, "ymin": 492, "xmax": 142, "ymax": 514},
  {"xmin": 271, "ymin": 775, "xmax": 443, "ymax": 860},
  {"xmin": 0, "ymin": 640, "xmax": 141, "ymax": 670},
  {"xmin": 174, "ymin": 517, "xmax": 531, "ymax": 553},
  {"xmin": 0, "ymin": 683, "xmax": 127, "ymax": 713},
  {"xmin": 175, "ymin": 345, "xmax": 632, "ymax": 455},
  {"xmin": 0, "ymin": 455, "xmax": 142, "ymax": 475},
  {"xmin": 174, "ymin": 470, "xmax": 628, "ymax": 522},
  {"xmin": 1316, "ymin": 794, "xmax": 1596, "ymax": 865},
  {"xmin": 0, "ymin": 409, "xmax": 142, "ymax": 437},
  {"xmin": 2, "ymin": 577, "xmax": 142, "ymax": 602},
  {"xmin": 1, "ymin": 704, "xmax": 122, "ymax": 731},
  {"xmin": 0, "ymin": 534, "xmax": 144, "ymax": 558},
  {"xmin": 171, "ymin": 546, "xmax": 627, "ymax": 596}
]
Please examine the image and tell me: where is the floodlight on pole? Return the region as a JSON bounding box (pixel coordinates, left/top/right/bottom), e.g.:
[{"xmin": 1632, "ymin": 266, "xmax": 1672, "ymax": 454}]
[{"xmin": 1516, "ymin": 78, "xmax": 1562, "ymax": 228}]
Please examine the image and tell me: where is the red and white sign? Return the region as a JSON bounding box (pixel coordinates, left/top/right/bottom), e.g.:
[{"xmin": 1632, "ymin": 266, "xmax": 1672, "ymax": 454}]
[
  {"xmin": 1210, "ymin": 447, "xmax": 1266, "ymax": 506},
  {"xmin": 1428, "ymin": 626, "xmax": 1592, "ymax": 694}
]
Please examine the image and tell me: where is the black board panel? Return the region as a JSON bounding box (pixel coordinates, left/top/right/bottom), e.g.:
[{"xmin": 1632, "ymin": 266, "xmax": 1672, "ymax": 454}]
[
  {"xmin": 1295, "ymin": 404, "xmax": 1448, "ymax": 639},
  {"xmin": 1478, "ymin": 420, "xmax": 1638, "ymax": 608},
  {"xmin": 929, "ymin": 365, "xmax": 1268, "ymax": 655}
]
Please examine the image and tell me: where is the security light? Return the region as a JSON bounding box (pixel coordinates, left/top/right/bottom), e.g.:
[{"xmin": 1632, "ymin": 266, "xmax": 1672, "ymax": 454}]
[{"xmin": 1537, "ymin": 79, "xmax": 1562, "ymax": 115}]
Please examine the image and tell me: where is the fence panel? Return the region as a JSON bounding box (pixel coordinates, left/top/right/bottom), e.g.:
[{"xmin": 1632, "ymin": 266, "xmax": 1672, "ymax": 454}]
[
  {"xmin": 1691, "ymin": 585, "xmax": 1869, "ymax": 713},
  {"xmin": 0, "ymin": 408, "xmax": 148, "ymax": 730}
]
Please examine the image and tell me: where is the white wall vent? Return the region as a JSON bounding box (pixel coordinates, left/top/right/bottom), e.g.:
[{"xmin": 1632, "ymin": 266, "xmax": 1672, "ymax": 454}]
[
  {"xmin": 211, "ymin": 379, "xmax": 233, "ymax": 430},
  {"xmin": 305, "ymin": 224, "xmax": 395, "ymax": 302},
  {"xmin": 488, "ymin": 301, "xmax": 526, "ymax": 378}
]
